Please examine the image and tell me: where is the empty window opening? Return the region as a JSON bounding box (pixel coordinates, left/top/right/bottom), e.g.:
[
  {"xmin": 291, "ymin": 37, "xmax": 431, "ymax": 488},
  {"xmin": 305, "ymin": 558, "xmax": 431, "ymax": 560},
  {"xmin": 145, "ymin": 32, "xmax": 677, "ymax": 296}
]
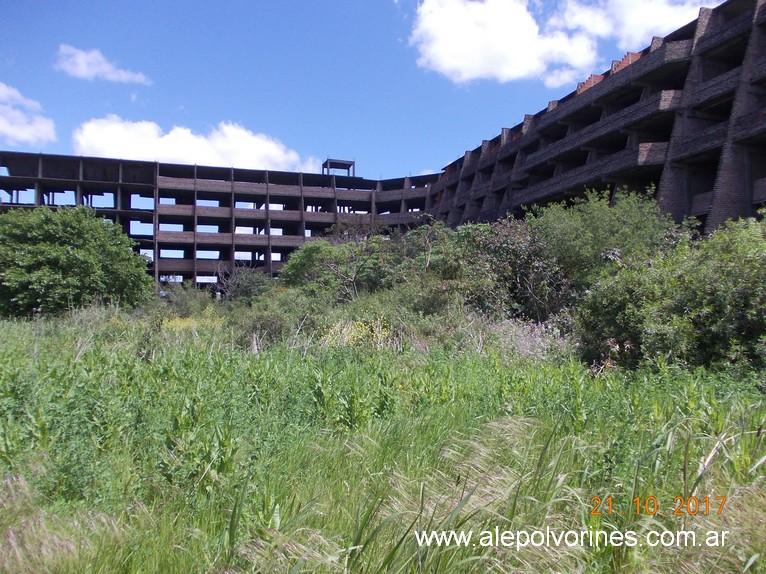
[
  {"xmin": 480, "ymin": 165, "xmax": 494, "ymax": 183},
  {"xmin": 46, "ymin": 190, "xmax": 76, "ymax": 206},
  {"xmin": 237, "ymin": 251, "xmax": 266, "ymax": 262},
  {"xmin": 4, "ymin": 188, "xmax": 35, "ymax": 204},
  {"xmin": 130, "ymin": 221, "xmax": 153, "ymax": 235},
  {"xmin": 130, "ymin": 194, "xmax": 154, "ymax": 210},
  {"xmin": 196, "ymin": 275, "xmax": 218, "ymax": 284},
  {"xmin": 89, "ymin": 192, "xmax": 115, "ymax": 208},
  {"xmin": 751, "ymin": 150, "xmax": 766, "ymax": 205},
  {"xmin": 498, "ymin": 155, "xmax": 516, "ymax": 173},
  {"xmin": 688, "ymin": 97, "xmax": 734, "ymax": 134},
  {"xmin": 159, "ymin": 223, "xmax": 185, "ymax": 232}
]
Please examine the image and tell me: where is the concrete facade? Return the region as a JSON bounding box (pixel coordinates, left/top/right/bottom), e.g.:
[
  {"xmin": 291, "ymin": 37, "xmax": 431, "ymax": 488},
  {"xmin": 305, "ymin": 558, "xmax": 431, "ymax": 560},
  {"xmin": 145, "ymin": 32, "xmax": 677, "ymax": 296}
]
[
  {"xmin": 1, "ymin": 0, "xmax": 765, "ymax": 285},
  {"xmin": 0, "ymin": 152, "xmax": 436, "ymax": 283}
]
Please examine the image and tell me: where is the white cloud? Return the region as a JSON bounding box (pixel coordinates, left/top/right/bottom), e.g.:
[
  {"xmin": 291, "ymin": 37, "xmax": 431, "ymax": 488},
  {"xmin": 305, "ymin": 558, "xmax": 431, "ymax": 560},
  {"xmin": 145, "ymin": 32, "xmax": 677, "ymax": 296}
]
[
  {"xmin": 55, "ymin": 44, "xmax": 151, "ymax": 85},
  {"xmin": 410, "ymin": 0, "xmax": 598, "ymax": 88},
  {"xmin": 410, "ymin": 0, "xmax": 724, "ymax": 88},
  {"xmin": 555, "ymin": 0, "xmax": 720, "ymax": 51},
  {"xmin": 0, "ymin": 82, "xmax": 56, "ymax": 146},
  {"xmin": 72, "ymin": 115, "xmax": 321, "ymax": 172}
]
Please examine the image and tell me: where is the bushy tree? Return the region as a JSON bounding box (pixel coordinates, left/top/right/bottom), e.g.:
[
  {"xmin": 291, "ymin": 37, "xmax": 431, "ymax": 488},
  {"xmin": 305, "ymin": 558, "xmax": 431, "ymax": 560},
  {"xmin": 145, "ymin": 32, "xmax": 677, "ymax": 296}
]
[
  {"xmin": 462, "ymin": 218, "xmax": 570, "ymax": 321},
  {"xmin": 578, "ymin": 218, "xmax": 766, "ymax": 368},
  {"xmin": 526, "ymin": 188, "xmax": 677, "ymax": 290},
  {"xmin": 278, "ymin": 190, "xmax": 678, "ymax": 323},
  {"xmin": 395, "ymin": 221, "xmax": 466, "ymax": 282},
  {"xmin": 217, "ymin": 266, "xmax": 273, "ymax": 300},
  {"xmin": 453, "ymin": 189, "xmax": 675, "ymax": 321},
  {"xmin": 0, "ymin": 207, "xmax": 153, "ymax": 316},
  {"xmin": 280, "ymin": 236, "xmax": 389, "ymax": 302}
]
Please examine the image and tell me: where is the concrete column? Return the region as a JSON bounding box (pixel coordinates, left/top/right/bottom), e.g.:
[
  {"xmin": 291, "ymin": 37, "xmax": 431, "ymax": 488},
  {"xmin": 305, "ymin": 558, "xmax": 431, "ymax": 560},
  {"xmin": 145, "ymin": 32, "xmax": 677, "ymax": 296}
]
[{"xmin": 706, "ymin": 0, "xmax": 765, "ymax": 229}]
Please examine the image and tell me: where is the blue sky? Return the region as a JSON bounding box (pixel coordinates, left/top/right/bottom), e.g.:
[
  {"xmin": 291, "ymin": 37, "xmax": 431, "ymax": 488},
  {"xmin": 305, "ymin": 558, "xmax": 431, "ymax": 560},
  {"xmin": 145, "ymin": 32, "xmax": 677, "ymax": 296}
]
[{"xmin": 1, "ymin": 0, "xmax": 722, "ymax": 179}]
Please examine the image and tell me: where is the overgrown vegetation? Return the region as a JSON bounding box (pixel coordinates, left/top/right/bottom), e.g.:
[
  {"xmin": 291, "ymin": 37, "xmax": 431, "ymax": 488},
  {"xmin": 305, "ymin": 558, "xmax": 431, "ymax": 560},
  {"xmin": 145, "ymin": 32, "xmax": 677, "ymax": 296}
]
[
  {"xmin": 277, "ymin": 188, "xmax": 766, "ymax": 370},
  {"xmin": 579, "ymin": 217, "xmax": 766, "ymax": 368},
  {"xmin": 1, "ymin": 189, "xmax": 765, "ymax": 573}
]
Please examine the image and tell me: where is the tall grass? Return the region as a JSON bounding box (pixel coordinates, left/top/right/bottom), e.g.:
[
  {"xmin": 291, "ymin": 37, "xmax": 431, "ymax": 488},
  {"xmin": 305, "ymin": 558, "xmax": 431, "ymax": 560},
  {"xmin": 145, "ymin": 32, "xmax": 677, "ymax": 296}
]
[{"xmin": 1, "ymin": 307, "xmax": 764, "ymax": 572}]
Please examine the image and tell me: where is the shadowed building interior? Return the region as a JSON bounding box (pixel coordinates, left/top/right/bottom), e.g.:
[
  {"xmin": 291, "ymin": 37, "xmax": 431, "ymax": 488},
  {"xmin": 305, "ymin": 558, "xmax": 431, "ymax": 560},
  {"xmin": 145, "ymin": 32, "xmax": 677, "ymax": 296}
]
[{"xmin": 2, "ymin": 0, "xmax": 766, "ymax": 285}]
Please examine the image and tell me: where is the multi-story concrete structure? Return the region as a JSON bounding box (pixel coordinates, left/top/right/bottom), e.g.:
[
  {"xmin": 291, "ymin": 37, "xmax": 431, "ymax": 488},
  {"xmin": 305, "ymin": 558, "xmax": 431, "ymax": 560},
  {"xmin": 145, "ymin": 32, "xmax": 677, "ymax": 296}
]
[
  {"xmin": 0, "ymin": 152, "xmax": 437, "ymax": 282},
  {"xmin": 1, "ymin": 0, "xmax": 765, "ymax": 285},
  {"xmin": 427, "ymin": 0, "xmax": 766, "ymax": 231}
]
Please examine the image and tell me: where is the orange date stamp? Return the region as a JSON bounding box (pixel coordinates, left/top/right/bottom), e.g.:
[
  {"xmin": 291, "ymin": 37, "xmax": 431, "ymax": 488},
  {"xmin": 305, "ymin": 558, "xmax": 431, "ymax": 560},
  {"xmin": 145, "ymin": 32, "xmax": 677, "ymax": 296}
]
[{"xmin": 590, "ymin": 495, "xmax": 727, "ymax": 517}]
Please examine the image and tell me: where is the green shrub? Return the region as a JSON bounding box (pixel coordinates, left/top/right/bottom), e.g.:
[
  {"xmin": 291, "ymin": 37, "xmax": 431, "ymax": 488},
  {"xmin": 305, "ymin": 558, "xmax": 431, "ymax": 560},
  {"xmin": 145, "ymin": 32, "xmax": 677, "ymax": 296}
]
[
  {"xmin": 0, "ymin": 206, "xmax": 153, "ymax": 316},
  {"xmin": 218, "ymin": 266, "xmax": 274, "ymax": 300},
  {"xmin": 163, "ymin": 281, "xmax": 216, "ymax": 318},
  {"xmin": 448, "ymin": 189, "xmax": 676, "ymax": 321},
  {"xmin": 527, "ymin": 187, "xmax": 677, "ymax": 290},
  {"xmin": 394, "ymin": 221, "xmax": 467, "ymax": 283},
  {"xmin": 279, "ymin": 240, "xmax": 341, "ymax": 296},
  {"xmin": 462, "ymin": 218, "xmax": 570, "ymax": 320},
  {"xmin": 279, "ymin": 236, "xmax": 390, "ymax": 302},
  {"xmin": 578, "ymin": 217, "xmax": 766, "ymax": 368},
  {"xmin": 227, "ymin": 285, "xmax": 330, "ymax": 349}
]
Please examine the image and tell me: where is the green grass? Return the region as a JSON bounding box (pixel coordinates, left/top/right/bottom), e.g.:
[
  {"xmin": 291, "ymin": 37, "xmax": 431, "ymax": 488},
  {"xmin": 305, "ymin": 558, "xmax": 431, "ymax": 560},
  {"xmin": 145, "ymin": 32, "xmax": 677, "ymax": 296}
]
[{"xmin": 1, "ymin": 306, "xmax": 764, "ymax": 573}]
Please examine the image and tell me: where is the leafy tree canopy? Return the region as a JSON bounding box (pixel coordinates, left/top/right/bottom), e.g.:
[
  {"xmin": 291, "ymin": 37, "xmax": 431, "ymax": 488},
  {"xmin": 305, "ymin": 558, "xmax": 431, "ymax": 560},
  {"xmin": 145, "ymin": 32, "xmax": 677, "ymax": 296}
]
[
  {"xmin": 525, "ymin": 188, "xmax": 678, "ymax": 289},
  {"xmin": 0, "ymin": 206, "xmax": 153, "ymax": 316}
]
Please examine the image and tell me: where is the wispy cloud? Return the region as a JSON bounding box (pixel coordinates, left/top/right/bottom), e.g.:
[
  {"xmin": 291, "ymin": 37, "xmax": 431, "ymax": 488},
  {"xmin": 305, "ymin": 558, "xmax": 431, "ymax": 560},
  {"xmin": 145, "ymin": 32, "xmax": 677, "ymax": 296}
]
[
  {"xmin": 552, "ymin": 0, "xmax": 720, "ymax": 52},
  {"xmin": 0, "ymin": 82, "xmax": 56, "ymax": 146},
  {"xmin": 73, "ymin": 115, "xmax": 320, "ymax": 172},
  {"xmin": 55, "ymin": 44, "xmax": 151, "ymax": 85},
  {"xmin": 410, "ymin": 0, "xmax": 723, "ymax": 88}
]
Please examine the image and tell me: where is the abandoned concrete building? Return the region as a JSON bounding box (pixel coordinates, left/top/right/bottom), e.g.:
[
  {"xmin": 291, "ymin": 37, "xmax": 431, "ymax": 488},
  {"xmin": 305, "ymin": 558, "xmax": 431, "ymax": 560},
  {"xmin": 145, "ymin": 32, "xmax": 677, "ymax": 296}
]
[{"xmin": 1, "ymin": 0, "xmax": 765, "ymax": 285}]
